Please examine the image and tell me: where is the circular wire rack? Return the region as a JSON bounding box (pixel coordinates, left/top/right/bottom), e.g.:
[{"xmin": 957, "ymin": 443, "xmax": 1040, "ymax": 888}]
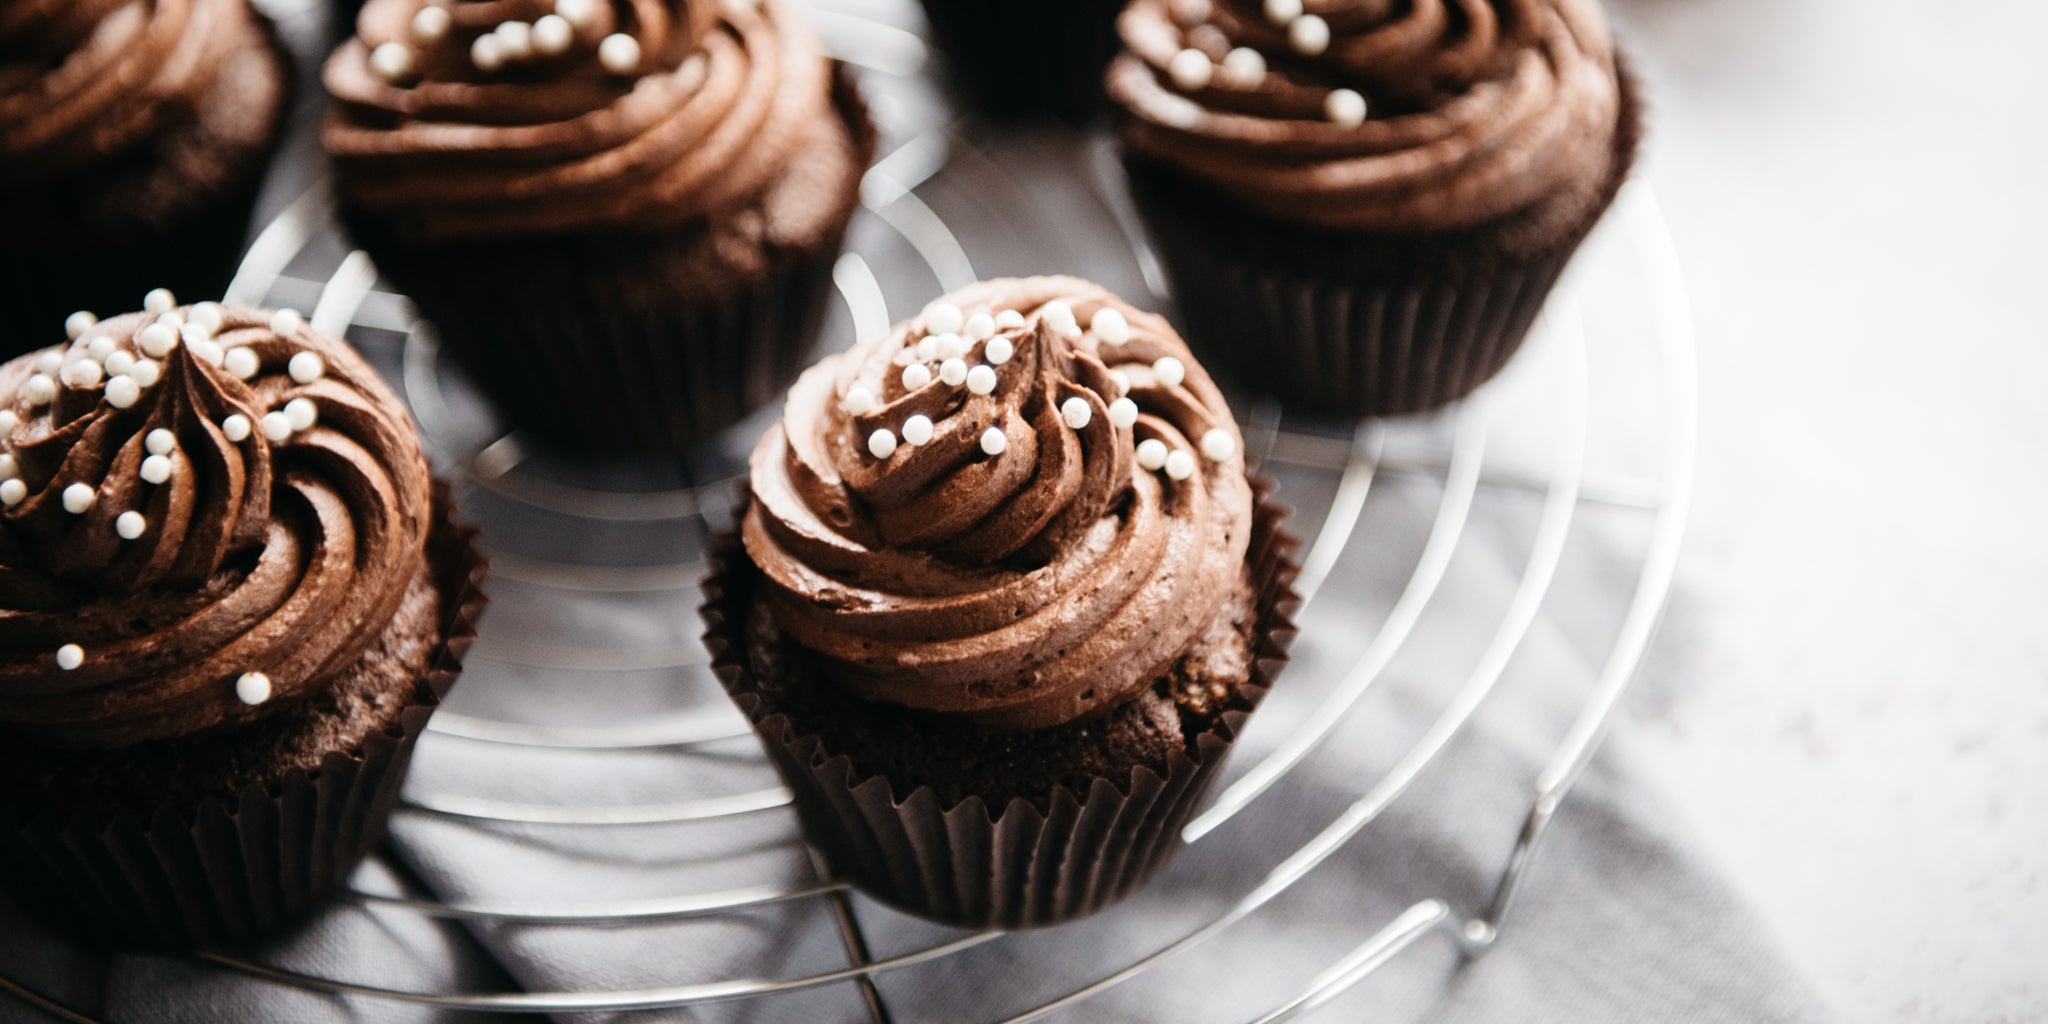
[{"xmin": 0, "ymin": 8, "xmax": 1696, "ymax": 1022}]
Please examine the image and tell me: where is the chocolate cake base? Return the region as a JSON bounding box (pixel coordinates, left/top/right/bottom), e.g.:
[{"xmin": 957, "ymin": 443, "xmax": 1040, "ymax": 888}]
[{"xmin": 917, "ymin": 0, "xmax": 1123, "ymax": 122}]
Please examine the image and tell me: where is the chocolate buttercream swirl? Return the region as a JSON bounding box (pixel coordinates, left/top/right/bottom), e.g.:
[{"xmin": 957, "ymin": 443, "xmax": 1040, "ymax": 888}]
[
  {"xmin": 0, "ymin": 0, "xmax": 268, "ymax": 186},
  {"xmin": 0, "ymin": 306, "xmax": 434, "ymax": 748},
  {"xmin": 324, "ymin": 0, "xmax": 838, "ymax": 239},
  {"xmin": 1108, "ymin": 0, "xmax": 1622, "ymax": 232},
  {"xmin": 744, "ymin": 277, "xmax": 1254, "ymax": 733}
]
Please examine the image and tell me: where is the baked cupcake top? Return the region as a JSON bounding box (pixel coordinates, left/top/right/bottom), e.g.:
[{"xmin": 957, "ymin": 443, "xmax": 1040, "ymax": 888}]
[
  {"xmin": 1107, "ymin": 0, "xmax": 1623, "ymax": 234},
  {"xmin": 325, "ymin": 0, "xmax": 841, "ymax": 240},
  {"xmin": 744, "ymin": 277, "xmax": 1254, "ymax": 733},
  {"xmin": 0, "ymin": 0, "xmax": 271, "ymax": 185},
  {"xmin": 0, "ymin": 298, "xmax": 434, "ymax": 749}
]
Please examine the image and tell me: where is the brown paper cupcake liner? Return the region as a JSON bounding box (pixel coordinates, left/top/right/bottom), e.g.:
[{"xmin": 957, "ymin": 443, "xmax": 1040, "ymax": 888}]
[
  {"xmin": 1122, "ymin": 64, "xmax": 1643, "ymax": 419},
  {"xmin": 339, "ymin": 68, "xmax": 877, "ymax": 456},
  {"xmin": 917, "ymin": 0, "xmax": 1122, "ymax": 121},
  {"xmin": 703, "ymin": 478, "xmax": 1301, "ymax": 929},
  {"xmin": 0, "ymin": 484, "xmax": 487, "ymax": 951}
]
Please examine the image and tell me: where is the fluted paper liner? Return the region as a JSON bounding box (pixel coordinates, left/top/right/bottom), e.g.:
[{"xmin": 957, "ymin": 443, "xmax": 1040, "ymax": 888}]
[
  {"xmin": 0, "ymin": 483, "xmax": 487, "ymax": 951},
  {"xmin": 703, "ymin": 478, "xmax": 1300, "ymax": 928}
]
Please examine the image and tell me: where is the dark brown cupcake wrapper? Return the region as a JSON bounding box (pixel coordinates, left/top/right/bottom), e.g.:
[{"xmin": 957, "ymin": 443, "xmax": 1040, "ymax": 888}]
[
  {"xmin": 340, "ymin": 67, "xmax": 878, "ymax": 456},
  {"xmin": 917, "ymin": 0, "xmax": 1122, "ymax": 122},
  {"xmin": 702, "ymin": 477, "xmax": 1301, "ymax": 929},
  {"xmin": 0, "ymin": 483, "xmax": 487, "ymax": 951},
  {"xmin": 1122, "ymin": 63, "xmax": 1643, "ymax": 419}
]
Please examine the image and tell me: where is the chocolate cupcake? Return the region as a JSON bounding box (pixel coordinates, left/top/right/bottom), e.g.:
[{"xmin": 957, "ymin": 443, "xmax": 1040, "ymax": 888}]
[
  {"xmin": 1108, "ymin": 0, "xmax": 1641, "ymax": 416},
  {"xmin": 916, "ymin": 0, "xmax": 1123, "ymax": 121},
  {"xmin": 325, "ymin": 0, "xmax": 875, "ymax": 454},
  {"xmin": 0, "ymin": 302, "xmax": 485, "ymax": 951},
  {"xmin": 0, "ymin": 1, "xmax": 291, "ymax": 358},
  {"xmin": 703, "ymin": 277, "xmax": 1299, "ymax": 927}
]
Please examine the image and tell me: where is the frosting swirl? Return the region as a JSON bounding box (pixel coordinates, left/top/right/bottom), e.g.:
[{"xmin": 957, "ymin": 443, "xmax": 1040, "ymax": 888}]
[
  {"xmin": 0, "ymin": 0, "xmax": 271, "ymax": 186},
  {"xmin": 1108, "ymin": 0, "xmax": 1623, "ymax": 233},
  {"xmin": 0, "ymin": 305, "xmax": 435, "ymax": 748},
  {"xmin": 324, "ymin": 0, "xmax": 842, "ymax": 240},
  {"xmin": 744, "ymin": 277, "xmax": 1254, "ymax": 733}
]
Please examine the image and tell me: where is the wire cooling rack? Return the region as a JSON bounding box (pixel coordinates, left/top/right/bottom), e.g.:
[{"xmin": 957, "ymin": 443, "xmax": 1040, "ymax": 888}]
[{"xmin": 0, "ymin": 6, "xmax": 1694, "ymax": 1022}]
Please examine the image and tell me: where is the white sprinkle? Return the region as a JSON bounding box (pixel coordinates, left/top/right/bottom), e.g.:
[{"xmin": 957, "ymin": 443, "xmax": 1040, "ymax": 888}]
[
  {"xmin": 985, "ymin": 336, "xmax": 1015, "ymax": 365},
  {"xmin": 1264, "ymin": 0, "xmax": 1302, "ymax": 24},
  {"xmin": 966, "ymin": 364, "xmax": 998, "ymax": 395},
  {"xmin": 86, "ymin": 336, "xmax": 117, "ymax": 363},
  {"xmin": 495, "ymin": 21, "xmax": 534, "ymax": 60},
  {"xmin": 1061, "ymin": 397, "xmax": 1092, "ymax": 430},
  {"xmin": 926, "ymin": 303, "xmax": 964, "ymax": 335},
  {"xmin": 1326, "ymin": 88, "xmax": 1367, "ymax": 127},
  {"xmin": 1202, "ymin": 428, "xmax": 1236, "ymax": 461},
  {"xmin": 555, "ymin": 0, "xmax": 598, "ymax": 28},
  {"xmin": 104, "ymin": 350, "xmax": 135, "ymax": 377},
  {"xmin": 1221, "ymin": 47, "xmax": 1267, "ymax": 88},
  {"xmin": 979, "ymin": 427, "xmax": 1007, "ymax": 456},
  {"xmin": 932, "ymin": 333, "xmax": 966, "ymax": 360},
  {"xmin": 143, "ymin": 288, "xmax": 175, "ymax": 315},
  {"xmin": 222, "ymin": 414, "xmax": 252, "ymax": 442},
  {"xmin": 1165, "ymin": 448, "xmax": 1197, "ymax": 480},
  {"xmin": 60, "ymin": 359, "xmax": 102, "ymax": 389},
  {"xmin": 236, "ymin": 672, "xmax": 273, "ymax": 706},
  {"xmin": 0, "ymin": 410, "xmax": 14, "ymax": 434},
  {"xmin": 0, "ymin": 455, "xmax": 14, "ymax": 480},
  {"xmin": 901, "ymin": 362, "xmax": 932, "ymax": 390},
  {"xmin": 65, "ymin": 311, "xmax": 97, "ymax": 340},
  {"xmin": 289, "ymin": 351, "xmax": 326, "ymax": 384},
  {"xmin": 137, "ymin": 323, "xmax": 178, "ymax": 358},
  {"xmin": 995, "ymin": 309, "xmax": 1025, "ymax": 329},
  {"xmin": 370, "ymin": 42, "xmax": 414, "ymax": 82},
  {"xmin": 284, "ymin": 398, "xmax": 318, "ymax": 432},
  {"xmin": 180, "ymin": 323, "xmax": 213, "ymax": 348},
  {"xmin": 0, "ymin": 479, "xmax": 23, "ymax": 506},
  {"xmin": 901, "ymin": 414, "xmax": 934, "ymax": 446},
  {"xmin": 270, "ymin": 308, "xmax": 304, "ymax": 336},
  {"xmin": 533, "ymin": 13, "xmax": 574, "ymax": 54},
  {"xmin": 56, "ymin": 645, "xmax": 84, "ymax": 671},
  {"xmin": 598, "ymin": 33, "xmax": 641, "ymax": 74},
  {"xmin": 141, "ymin": 454, "xmax": 172, "ymax": 485},
  {"xmin": 145, "ymin": 428, "xmax": 176, "ymax": 455},
  {"xmin": 965, "ymin": 312, "xmax": 995, "ymax": 341},
  {"xmin": 1110, "ymin": 397, "xmax": 1139, "ymax": 428},
  {"xmin": 939, "ymin": 358, "xmax": 968, "ymax": 386},
  {"xmin": 868, "ymin": 429, "xmax": 897, "ymax": 459},
  {"xmin": 260, "ymin": 412, "xmax": 293, "ymax": 442},
  {"xmin": 1090, "ymin": 307, "xmax": 1130, "ymax": 345},
  {"xmin": 1291, "ymin": 14, "xmax": 1331, "ymax": 56},
  {"xmin": 24, "ymin": 375, "xmax": 56, "ymax": 407},
  {"xmin": 116, "ymin": 510, "xmax": 146, "ymax": 540},
  {"xmin": 840, "ymin": 385, "xmax": 877, "ymax": 416},
  {"xmin": 915, "ymin": 335, "xmax": 939, "ymax": 361},
  {"xmin": 36, "ymin": 352, "xmax": 61, "ymax": 375},
  {"xmin": 190, "ymin": 302, "xmax": 224, "ymax": 331},
  {"xmin": 128, "ymin": 359, "xmax": 160, "ymax": 388},
  {"xmin": 188, "ymin": 339, "xmax": 224, "ymax": 368},
  {"xmin": 1169, "ymin": 48, "xmax": 1213, "ymax": 91},
  {"xmin": 1110, "ymin": 369, "xmax": 1132, "ymax": 394},
  {"xmin": 411, "ymin": 4, "xmax": 451, "ymax": 43},
  {"xmin": 104, "ymin": 376, "xmax": 140, "ymax": 409},
  {"xmin": 62, "ymin": 483, "xmax": 95, "ymax": 514},
  {"xmin": 471, "ymin": 33, "xmax": 506, "ymax": 72},
  {"xmin": 1136, "ymin": 438, "xmax": 1169, "ymax": 471},
  {"xmin": 1153, "ymin": 356, "xmax": 1187, "ymax": 387},
  {"xmin": 156, "ymin": 311, "xmax": 184, "ymax": 331},
  {"xmin": 1042, "ymin": 300, "xmax": 1078, "ymax": 334},
  {"xmin": 224, "ymin": 347, "xmax": 260, "ymax": 380}
]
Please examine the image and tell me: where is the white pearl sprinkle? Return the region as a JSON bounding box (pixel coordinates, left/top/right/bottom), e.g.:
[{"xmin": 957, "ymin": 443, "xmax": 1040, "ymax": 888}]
[
  {"xmin": 598, "ymin": 33, "xmax": 641, "ymax": 74},
  {"xmin": 1090, "ymin": 307, "xmax": 1130, "ymax": 345},
  {"xmin": 224, "ymin": 346, "xmax": 260, "ymax": 380},
  {"xmin": 284, "ymin": 398, "xmax": 318, "ymax": 432},
  {"xmin": 0, "ymin": 455, "xmax": 14, "ymax": 480},
  {"xmin": 1291, "ymin": 14, "xmax": 1331, "ymax": 56},
  {"xmin": 901, "ymin": 414, "xmax": 934, "ymax": 446},
  {"xmin": 104, "ymin": 376, "xmax": 140, "ymax": 409},
  {"xmin": 901, "ymin": 362, "xmax": 932, "ymax": 390},
  {"xmin": 985, "ymin": 336, "xmax": 1015, "ymax": 365},
  {"xmin": 1061, "ymin": 396, "xmax": 1092, "ymax": 430},
  {"xmin": 261, "ymin": 412, "xmax": 293, "ymax": 442},
  {"xmin": 370, "ymin": 42, "xmax": 414, "ymax": 82},
  {"xmin": 979, "ymin": 427, "xmax": 1007, "ymax": 456},
  {"xmin": 86, "ymin": 336, "xmax": 117, "ymax": 363},
  {"xmin": 137, "ymin": 323, "xmax": 177, "ymax": 358},
  {"xmin": 143, "ymin": 288, "xmax": 175, "ymax": 315},
  {"xmin": 411, "ymin": 4, "xmax": 451, "ymax": 43},
  {"xmin": 1165, "ymin": 448, "xmax": 1197, "ymax": 480},
  {"xmin": 56, "ymin": 645, "xmax": 84, "ymax": 671},
  {"xmin": 868, "ymin": 429, "xmax": 898, "ymax": 459},
  {"xmin": 914, "ymin": 335, "xmax": 939, "ymax": 361},
  {"xmin": 939, "ymin": 357, "xmax": 968, "ymax": 387},
  {"xmin": 104, "ymin": 350, "xmax": 135, "ymax": 377},
  {"xmin": 471, "ymin": 33, "xmax": 506, "ymax": 72},
  {"xmin": 1326, "ymin": 88, "xmax": 1367, "ymax": 127},
  {"xmin": 995, "ymin": 309, "xmax": 1025, "ymax": 329},
  {"xmin": 932, "ymin": 333, "xmax": 966, "ymax": 360},
  {"xmin": 128, "ymin": 359, "xmax": 160, "ymax": 388},
  {"xmin": 116, "ymin": 510, "xmax": 146, "ymax": 540},
  {"xmin": 289, "ymin": 351, "xmax": 325, "ymax": 384},
  {"xmin": 1169, "ymin": 48, "xmax": 1213, "ymax": 91},
  {"xmin": 0, "ymin": 479, "xmax": 23, "ymax": 507},
  {"xmin": 188, "ymin": 339, "xmax": 224, "ymax": 368},
  {"xmin": 966, "ymin": 364, "xmax": 998, "ymax": 395},
  {"xmin": 60, "ymin": 359, "xmax": 102, "ymax": 389},
  {"xmin": 24, "ymin": 375, "xmax": 56, "ymax": 407},
  {"xmin": 65, "ymin": 311, "xmax": 97, "ymax": 340},
  {"xmin": 1221, "ymin": 47, "xmax": 1266, "ymax": 88},
  {"xmin": 1042, "ymin": 301, "xmax": 1079, "ymax": 335},
  {"xmin": 555, "ymin": 0, "xmax": 598, "ymax": 29},
  {"xmin": 840, "ymin": 385, "xmax": 877, "ymax": 416},
  {"xmin": 180, "ymin": 323, "xmax": 212, "ymax": 347},
  {"xmin": 926, "ymin": 303, "xmax": 965, "ymax": 335},
  {"xmin": 236, "ymin": 671, "xmax": 273, "ymax": 706},
  {"xmin": 156, "ymin": 311, "xmax": 184, "ymax": 331},
  {"xmin": 36, "ymin": 351, "xmax": 61, "ymax": 375},
  {"xmin": 1153, "ymin": 356, "xmax": 1187, "ymax": 387},
  {"xmin": 1109, "ymin": 397, "xmax": 1139, "ymax": 428},
  {"xmin": 495, "ymin": 21, "xmax": 534, "ymax": 60},
  {"xmin": 222, "ymin": 414, "xmax": 252, "ymax": 442},
  {"xmin": 1203, "ymin": 428, "xmax": 1236, "ymax": 461},
  {"xmin": 1110, "ymin": 369, "xmax": 1132, "ymax": 394},
  {"xmin": 0, "ymin": 410, "xmax": 14, "ymax": 434},
  {"xmin": 141, "ymin": 454, "xmax": 172, "ymax": 485},
  {"xmin": 270, "ymin": 308, "xmax": 304, "ymax": 336},
  {"xmin": 62, "ymin": 483, "xmax": 95, "ymax": 514},
  {"xmin": 1136, "ymin": 438, "xmax": 1169, "ymax": 471},
  {"xmin": 189, "ymin": 302, "xmax": 225, "ymax": 332},
  {"xmin": 146, "ymin": 428, "xmax": 176, "ymax": 455},
  {"xmin": 533, "ymin": 13, "xmax": 574, "ymax": 55},
  {"xmin": 965, "ymin": 312, "xmax": 995, "ymax": 341},
  {"xmin": 1264, "ymin": 0, "xmax": 1302, "ymax": 22}
]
